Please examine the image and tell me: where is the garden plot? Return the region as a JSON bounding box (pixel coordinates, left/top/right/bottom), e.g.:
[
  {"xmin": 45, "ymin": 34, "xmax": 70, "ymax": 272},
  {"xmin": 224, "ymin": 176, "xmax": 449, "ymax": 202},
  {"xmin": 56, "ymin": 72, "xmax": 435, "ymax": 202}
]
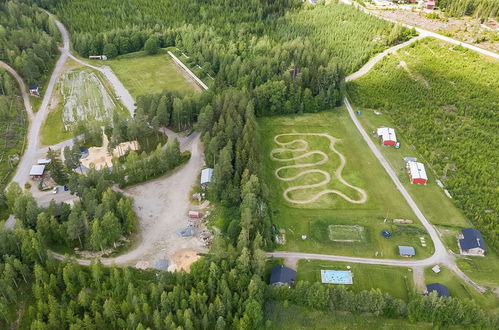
[
  {"xmin": 328, "ymin": 225, "xmax": 365, "ymax": 242},
  {"xmin": 60, "ymin": 69, "xmax": 118, "ymax": 127}
]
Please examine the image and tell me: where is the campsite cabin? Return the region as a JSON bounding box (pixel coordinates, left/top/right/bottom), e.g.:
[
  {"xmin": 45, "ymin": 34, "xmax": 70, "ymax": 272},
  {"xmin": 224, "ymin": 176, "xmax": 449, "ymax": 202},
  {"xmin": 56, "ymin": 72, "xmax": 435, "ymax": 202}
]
[
  {"xmin": 406, "ymin": 161, "xmax": 428, "ymax": 184},
  {"xmin": 458, "ymin": 228, "xmax": 487, "ymax": 256},
  {"xmin": 425, "ymin": 283, "xmax": 450, "ymax": 297},
  {"xmin": 200, "ymin": 168, "xmax": 213, "ymax": 189},
  {"xmin": 29, "ymin": 85, "xmax": 40, "ymax": 96},
  {"xmin": 398, "ymin": 245, "xmax": 415, "ymax": 257},
  {"xmin": 377, "ymin": 127, "xmax": 397, "ymax": 146},
  {"xmin": 29, "ymin": 165, "xmax": 45, "ymax": 179},
  {"xmin": 425, "ymin": 0, "xmax": 435, "ymax": 9},
  {"xmin": 269, "ymin": 265, "xmax": 296, "ymax": 287}
]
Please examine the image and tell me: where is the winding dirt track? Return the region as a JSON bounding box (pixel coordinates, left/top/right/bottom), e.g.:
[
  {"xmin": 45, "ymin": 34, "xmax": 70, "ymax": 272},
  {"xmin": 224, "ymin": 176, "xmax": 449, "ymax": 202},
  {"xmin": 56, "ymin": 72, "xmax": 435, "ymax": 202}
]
[{"xmin": 271, "ymin": 133, "xmax": 367, "ymax": 204}]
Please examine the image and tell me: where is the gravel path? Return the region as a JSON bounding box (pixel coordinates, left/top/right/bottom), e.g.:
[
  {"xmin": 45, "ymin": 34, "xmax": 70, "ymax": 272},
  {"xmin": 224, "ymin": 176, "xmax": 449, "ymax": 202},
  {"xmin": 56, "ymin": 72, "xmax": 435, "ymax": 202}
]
[{"xmin": 271, "ymin": 133, "xmax": 367, "ymax": 204}]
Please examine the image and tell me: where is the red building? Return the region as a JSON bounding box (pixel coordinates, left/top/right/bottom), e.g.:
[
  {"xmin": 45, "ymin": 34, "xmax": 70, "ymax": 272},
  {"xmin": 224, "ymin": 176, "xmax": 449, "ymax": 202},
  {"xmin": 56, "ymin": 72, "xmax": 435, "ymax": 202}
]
[
  {"xmin": 425, "ymin": 0, "xmax": 435, "ymax": 9},
  {"xmin": 407, "ymin": 161, "xmax": 428, "ymax": 184},
  {"xmin": 377, "ymin": 127, "xmax": 397, "ymax": 146}
]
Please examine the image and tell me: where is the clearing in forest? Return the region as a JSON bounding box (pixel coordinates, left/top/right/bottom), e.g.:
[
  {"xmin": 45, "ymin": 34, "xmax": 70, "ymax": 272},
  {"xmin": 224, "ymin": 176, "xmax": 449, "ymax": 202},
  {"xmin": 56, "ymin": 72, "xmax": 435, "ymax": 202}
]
[
  {"xmin": 259, "ymin": 112, "xmax": 433, "ymax": 258},
  {"xmin": 60, "ymin": 69, "xmax": 119, "ymax": 127},
  {"xmin": 101, "ymin": 50, "xmax": 200, "ymax": 98},
  {"xmin": 271, "ymin": 133, "xmax": 367, "ymax": 205}
]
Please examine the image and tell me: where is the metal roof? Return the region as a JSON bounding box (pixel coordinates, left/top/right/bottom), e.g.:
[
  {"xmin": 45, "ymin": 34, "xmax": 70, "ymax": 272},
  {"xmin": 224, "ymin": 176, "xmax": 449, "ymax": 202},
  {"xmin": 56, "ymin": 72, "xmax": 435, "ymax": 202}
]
[
  {"xmin": 270, "ymin": 265, "xmax": 296, "ymax": 285},
  {"xmin": 377, "ymin": 127, "xmax": 397, "ymax": 143},
  {"xmin": 426, "ymin": 283, "xmax": 450, "ymax": 297},
  {"xmin": 398, "ymin": 245, "xmax": 415, "ymax": 256},
  {"xmin": 200, "ymin": 168, "xmax": 213, "ymax": 185},
  {"xmin": 407, "ymin": 161, "xmax": 428, "ymax": 181},
  {"xmin": 29, "ymin": 165, "xmax": 45, "ymax": 176},
  {"xmin": 459, "ymin": 228, "xmax": 487, "ymax": 251}
]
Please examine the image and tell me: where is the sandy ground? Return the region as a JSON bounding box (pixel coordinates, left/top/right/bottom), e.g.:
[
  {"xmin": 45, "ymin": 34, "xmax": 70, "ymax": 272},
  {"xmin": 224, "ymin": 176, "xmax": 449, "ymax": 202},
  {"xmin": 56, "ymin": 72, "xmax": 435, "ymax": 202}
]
[
  {"xmin": 372, "ymin": 9, "xmax": 499, "ymax": 53},
  {"xmin": 271, "ymin": 133, "xmax": 368, "ymax": 204},
  {"xmin": 98, "ymin": 133, "xmax": 208, "ymax": 269},
  {"xmin": 80, "ymin": 133, "xmax": 138, "ymax": 170}
]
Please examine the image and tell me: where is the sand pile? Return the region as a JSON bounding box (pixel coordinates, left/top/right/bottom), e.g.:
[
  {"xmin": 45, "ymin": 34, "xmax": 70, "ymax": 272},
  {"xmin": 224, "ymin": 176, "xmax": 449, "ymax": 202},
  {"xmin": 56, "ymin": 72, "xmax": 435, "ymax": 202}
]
[
  {"xmin": 168, "ymin": 249, "xmax": 200, "ymax": 273},
  {"xmin": 81, "ymin": 133, "xmax": 139, "ymax": 170}
]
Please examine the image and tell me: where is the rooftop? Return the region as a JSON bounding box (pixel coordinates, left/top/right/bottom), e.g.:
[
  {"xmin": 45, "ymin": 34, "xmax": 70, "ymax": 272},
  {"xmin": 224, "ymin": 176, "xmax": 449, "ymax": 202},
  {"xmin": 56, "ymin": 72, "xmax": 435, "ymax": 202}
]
[
  {"xmin": 201, "ymin": 168, "xmax": 213, "ymax": 185},
  {"xmin": 407, "ymin": 161, "xmax": 428, "ymax": 180},
  {"xmin": 377, "ymin": 127, "xmax": 397, "ymax": 142},
  {"xmin": 426, "ymin": 283, "xmax": 450, "ymax": 297},
  {"xmin": 459, "ymin": 228, "xmax": 487, "ymax": 251},
  {"xmin": 270, "ymin": 265, "xmax": 296, "ymax": 285},
  {"xmin": 29, "ymin": 165, "xmax": 45, "ymax": 176}
]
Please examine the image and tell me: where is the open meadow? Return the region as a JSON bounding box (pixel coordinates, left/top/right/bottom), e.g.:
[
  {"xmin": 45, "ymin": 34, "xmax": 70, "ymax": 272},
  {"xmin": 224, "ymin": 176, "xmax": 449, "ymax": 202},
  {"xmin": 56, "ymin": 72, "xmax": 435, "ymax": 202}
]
[
  {"xmin": 297, "ymin": 259, "xmax": 414, "ymax": 301},
  {"xmin": 259, "ymin": 111, "xmax": 434, "ymax": 259},
  {"xmin": 347, "ymin": 38, "xmax": 499, "ymax": 255},
  {"xmin": 41, "ymin": 65, "xmax": 128, "ymax": 146},
  {"xmin": 98, "ymin": 50, "xmax": 200, "ymax": 98}
]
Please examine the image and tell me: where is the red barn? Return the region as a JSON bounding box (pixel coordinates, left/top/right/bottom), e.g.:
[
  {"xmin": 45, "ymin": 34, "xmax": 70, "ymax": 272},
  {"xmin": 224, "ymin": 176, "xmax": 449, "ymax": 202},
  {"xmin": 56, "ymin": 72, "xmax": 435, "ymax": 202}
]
[
  {"xmin": 407, "ymin": 161, "xmax": 428, "ymax": 184},
  {"xmin": 377, "ymin": 127, "xmax": 397, "ymax": 146}
]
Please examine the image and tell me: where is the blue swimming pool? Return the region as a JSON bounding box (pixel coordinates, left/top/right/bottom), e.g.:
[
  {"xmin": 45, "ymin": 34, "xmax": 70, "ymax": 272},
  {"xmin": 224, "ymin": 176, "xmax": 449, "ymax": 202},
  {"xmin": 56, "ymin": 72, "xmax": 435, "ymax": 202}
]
[{"xmin": 320, "ymin": 270, "xmax": 353, "ymax": 284}]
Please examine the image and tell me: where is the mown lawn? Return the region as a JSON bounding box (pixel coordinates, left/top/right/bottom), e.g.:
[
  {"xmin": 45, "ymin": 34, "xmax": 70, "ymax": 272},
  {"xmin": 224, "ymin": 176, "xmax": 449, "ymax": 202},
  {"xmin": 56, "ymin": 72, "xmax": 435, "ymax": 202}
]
[
  {"xmin": 353, "ymin": 108, "xmax": 470, "ymax": 229},
  {"xmin": 259, "ymin": 111, "xmax": 434, "ymax": 259},
  {"xmin": 100, "ymin": 50, "xmax": 199, "ymax": 98},
  {"xmin": 264, "ymin": 301, "xmax": 433, "ymax": 329},
  {"xmin": 456, "ymin": 250, "xmax": 499, "ymax": 287},
  {"xmin": 424, "ymin": 266, "xmax": 499, "ymax": 313},
  {"xmin": 297, "ymin": 259, "xmax": 414, "ymax": 301}
]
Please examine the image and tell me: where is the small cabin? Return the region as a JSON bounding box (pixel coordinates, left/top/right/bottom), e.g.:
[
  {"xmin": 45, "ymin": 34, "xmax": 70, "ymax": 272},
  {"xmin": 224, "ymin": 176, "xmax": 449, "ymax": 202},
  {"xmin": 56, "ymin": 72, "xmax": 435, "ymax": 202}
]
[
  {"xmin": 29, "ymin": 165, "xmax": 46, "ymax": 179},
  {"xmin": 270, "ymin": 265, "xmax": 296, "ymax": 287},
  {"xmin": 200, "ymin": 168, "xmax": 213, "ymax": 189},
  {"xmin": 425, "ymin": 0, "xmax": 435, "ymax": 9},
  {"xmin": 425, "ymin": 283, "xmax": 450, "ymax": 297},
  {"xmin": 458, "ymin": 228, "xmax": 487, "ymax": 256},
  {"xmin": 29, "ymin": 85, "xmax": 40, "ymax": 97}
]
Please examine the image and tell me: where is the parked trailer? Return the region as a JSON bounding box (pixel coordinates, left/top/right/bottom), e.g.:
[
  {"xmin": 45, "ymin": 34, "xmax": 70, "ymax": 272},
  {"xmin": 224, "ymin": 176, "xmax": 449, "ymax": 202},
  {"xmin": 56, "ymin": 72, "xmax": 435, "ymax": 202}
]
[
  {"xmin": 88, "ymin": 55, "xmax": 108, "ymax": 60},
  {"xmin": 188, "ymin": 211, "xmax": 202, "ymax": 219}
]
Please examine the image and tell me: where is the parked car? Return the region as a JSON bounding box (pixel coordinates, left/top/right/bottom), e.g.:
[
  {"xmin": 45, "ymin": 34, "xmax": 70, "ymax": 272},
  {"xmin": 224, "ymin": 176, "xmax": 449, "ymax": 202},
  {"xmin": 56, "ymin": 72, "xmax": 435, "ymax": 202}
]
[{"xmin": 52, "ymin": 187, "xmax": 58, "ymax": 194}]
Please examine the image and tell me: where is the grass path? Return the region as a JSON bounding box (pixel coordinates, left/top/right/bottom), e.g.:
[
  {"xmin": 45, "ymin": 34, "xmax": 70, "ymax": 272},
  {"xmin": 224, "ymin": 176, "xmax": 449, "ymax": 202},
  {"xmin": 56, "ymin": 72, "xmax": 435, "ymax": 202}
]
[{"xmin": 271, "ymin": 133, "xmax": 367, "ymax": 205}]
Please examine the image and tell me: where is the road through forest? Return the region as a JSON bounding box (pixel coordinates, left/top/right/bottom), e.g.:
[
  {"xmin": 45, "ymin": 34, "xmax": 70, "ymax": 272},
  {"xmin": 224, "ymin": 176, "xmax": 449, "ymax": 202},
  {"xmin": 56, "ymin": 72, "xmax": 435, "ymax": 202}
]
[{"xmin": 4, "ymin": 8, "xmax": 494, "ymax": 292}]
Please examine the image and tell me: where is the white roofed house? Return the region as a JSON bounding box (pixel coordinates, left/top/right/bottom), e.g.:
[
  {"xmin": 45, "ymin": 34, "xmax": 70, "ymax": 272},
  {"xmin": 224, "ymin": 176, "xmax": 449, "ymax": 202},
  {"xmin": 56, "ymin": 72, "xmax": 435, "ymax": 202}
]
[
  {"xmin": 200, "ymin": 168, "xmax": 213, "ymax": 189},
  {"xmin": 406, "ymin": 161, "xmax": 428, "ymax": 185},
  {"xmin": 377, "ymin": 127, "xmax": 397, "ymax": 146},
  {"xmin": 29, "ymin": 165, "xmax": 46, "ymax": 179}
]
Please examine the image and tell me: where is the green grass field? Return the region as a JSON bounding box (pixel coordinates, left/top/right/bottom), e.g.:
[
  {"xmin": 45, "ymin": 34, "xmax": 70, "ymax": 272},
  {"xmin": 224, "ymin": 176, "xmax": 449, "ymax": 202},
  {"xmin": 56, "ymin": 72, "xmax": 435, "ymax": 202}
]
[
  {"xmin": 264, "ymin": 301, "xmax": 432, "ymax": 329},
  {"xmin": 424, "ymin": 266, "xmax": 499, "ymax": 313},
  {"xmin": 259, "ymin": 111, "xmax": 434, "ymax": 259},
  {"xmin": 347, "ymin": 38, "xmax": 498, "ymax": 256},
  {"xmin": 41, "ymin": 67, "xmax": 128, "ymax": 146},
  {"xmin": 99, "ymin": 50, "xmax": 199, "ymax": 98},
  {"xmin": 456, "ymin": 251, "xmax": 499, "ymax": 287},
  {"xmin": 297, "ymin": 260, "xmax": 414, "ymax": 301},
  {"xmin": 353, "ymin": 109, "xmax": 470, "ymax": 229}
]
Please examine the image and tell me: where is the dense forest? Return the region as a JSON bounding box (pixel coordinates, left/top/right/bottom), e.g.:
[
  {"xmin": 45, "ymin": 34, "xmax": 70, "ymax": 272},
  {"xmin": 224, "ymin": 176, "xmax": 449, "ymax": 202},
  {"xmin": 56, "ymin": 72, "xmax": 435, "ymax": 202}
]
[
  {"xmin": 438, "ymin": 0, "xmax": 499, "ymax": 19},
  {"xmin": 1, "ymin": 0, "xmax": 496, "ymax": 328},
  {"xmin": 0, "ymin": 0, "xmax": 58, "ymax": 85},
  {"xmin": 348, "ymin": 38, "xmax": 499, "ymax": 249},
  {"xmin": 0, "ymin": 70, "xmax": 27, "ymax": 223}
]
